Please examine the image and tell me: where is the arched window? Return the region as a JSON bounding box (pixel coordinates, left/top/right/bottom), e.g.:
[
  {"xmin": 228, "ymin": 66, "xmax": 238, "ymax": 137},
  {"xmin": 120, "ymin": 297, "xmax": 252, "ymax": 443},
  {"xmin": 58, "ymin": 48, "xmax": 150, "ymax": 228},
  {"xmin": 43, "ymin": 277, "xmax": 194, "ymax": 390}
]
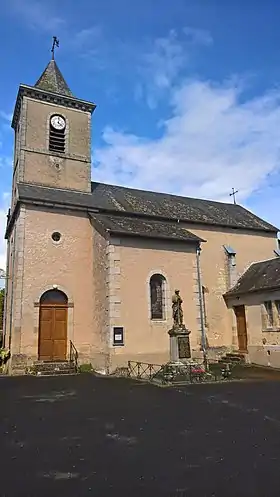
[
  {"xmin": 202, "ymin": 286, "xmax": 207, "ymax": 327},
  {"xmin": 150, "ymin": 274, "xmax": 166, "ymax": 320},
  {"xmin": 49, "ymin": 115, "xmax": 66, "ymax": 153},
  {"xmin": 40, "ymin": 289, "xmax": 68, "ymax": 305}
]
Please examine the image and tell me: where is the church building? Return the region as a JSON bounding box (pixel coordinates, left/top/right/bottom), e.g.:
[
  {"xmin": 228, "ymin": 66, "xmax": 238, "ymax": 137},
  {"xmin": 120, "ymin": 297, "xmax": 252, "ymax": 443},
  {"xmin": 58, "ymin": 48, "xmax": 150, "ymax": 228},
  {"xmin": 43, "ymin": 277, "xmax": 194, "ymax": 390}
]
[{"xmin": 3, "ymin": 54, "xmax": 280, "ymax": 374}]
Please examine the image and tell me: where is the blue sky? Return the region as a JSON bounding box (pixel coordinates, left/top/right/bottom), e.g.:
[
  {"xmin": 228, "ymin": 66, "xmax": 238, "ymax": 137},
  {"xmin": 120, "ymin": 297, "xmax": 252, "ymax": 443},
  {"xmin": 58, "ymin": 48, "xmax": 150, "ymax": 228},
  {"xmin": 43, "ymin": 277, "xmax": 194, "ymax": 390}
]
[{"xmin": 1, "ymin": 0, "xmax": 280, "ymax": 271}]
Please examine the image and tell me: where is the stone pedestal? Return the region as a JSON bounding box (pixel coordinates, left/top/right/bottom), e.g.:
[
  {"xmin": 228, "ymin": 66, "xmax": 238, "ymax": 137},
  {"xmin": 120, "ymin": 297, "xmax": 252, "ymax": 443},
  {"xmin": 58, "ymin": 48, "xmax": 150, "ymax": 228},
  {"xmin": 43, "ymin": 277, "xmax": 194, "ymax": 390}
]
[{"xmin": 168, "ymin": 325, "xmax": 191, "ymax": 363}]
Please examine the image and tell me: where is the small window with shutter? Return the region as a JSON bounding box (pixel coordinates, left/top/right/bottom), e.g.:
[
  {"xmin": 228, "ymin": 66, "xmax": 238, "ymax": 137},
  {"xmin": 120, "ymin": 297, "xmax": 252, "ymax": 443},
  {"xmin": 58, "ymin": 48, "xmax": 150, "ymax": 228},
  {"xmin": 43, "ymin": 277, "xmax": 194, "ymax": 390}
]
[{"xmin": 264, "ymin": 301, "xmax": 274, "ymax": 328}]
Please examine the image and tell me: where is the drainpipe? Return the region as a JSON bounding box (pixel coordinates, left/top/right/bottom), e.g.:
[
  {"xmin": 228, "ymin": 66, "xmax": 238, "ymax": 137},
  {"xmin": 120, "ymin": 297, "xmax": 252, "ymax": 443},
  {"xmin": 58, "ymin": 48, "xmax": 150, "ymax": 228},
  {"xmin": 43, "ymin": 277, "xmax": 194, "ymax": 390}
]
[
  {"xmin": 8, "ymin": 224, "xmax": 17, "ymax": 352},
  {"xmin": 196, "ymin": 245, "xmax": 207, "ymax": 369},
  {"xmin": 2, "ymin": 241, "xmax": 10, "ymax": 348}
]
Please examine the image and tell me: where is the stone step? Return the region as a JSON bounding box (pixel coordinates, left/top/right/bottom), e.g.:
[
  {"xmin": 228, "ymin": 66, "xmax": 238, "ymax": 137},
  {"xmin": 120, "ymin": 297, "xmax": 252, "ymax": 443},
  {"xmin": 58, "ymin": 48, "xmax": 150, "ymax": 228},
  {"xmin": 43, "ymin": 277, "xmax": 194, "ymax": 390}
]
[
  {"xmin": 36, "ymin": 368, "xmax": 76, "ymax": 376},
  {"xmin": 32, "ymin": 361, "xmax": 77, "ymax": 376},
  {"xmin": 226, "ymin": 352, "xmax": 246, "ymax": 360},
  {"xmin": 219, "ymin": 353, "xmax": 245, "ymax": 364}
]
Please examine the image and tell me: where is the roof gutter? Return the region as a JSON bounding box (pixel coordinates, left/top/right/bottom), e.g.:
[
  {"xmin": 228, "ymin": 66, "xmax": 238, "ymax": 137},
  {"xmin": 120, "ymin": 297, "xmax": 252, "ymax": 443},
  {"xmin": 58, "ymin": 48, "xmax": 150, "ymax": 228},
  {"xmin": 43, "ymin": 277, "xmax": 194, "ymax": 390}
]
[
  {"xmin": 107, "ymin": 229, "xmax": 204, "ymax": 245},
  {"xmin": 224, "ymin": 285, "xmax": 280, "ymax": 299}
]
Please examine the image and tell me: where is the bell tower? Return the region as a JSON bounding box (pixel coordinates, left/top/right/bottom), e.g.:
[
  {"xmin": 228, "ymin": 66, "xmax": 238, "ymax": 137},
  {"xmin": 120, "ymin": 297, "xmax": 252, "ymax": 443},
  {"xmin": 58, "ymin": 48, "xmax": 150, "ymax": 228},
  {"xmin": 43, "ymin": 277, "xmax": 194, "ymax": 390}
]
[{"xmin": 11, "ymin": 42, "xmax": 95, "ymax": 201}]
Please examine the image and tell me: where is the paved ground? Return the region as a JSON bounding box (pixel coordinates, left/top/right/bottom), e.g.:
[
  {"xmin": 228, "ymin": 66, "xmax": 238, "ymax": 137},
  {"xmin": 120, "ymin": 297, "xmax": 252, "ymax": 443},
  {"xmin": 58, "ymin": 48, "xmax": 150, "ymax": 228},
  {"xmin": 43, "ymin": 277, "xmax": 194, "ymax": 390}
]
[{"xmin": 2, "ymin": 374, "xmax": 280, "ymax": 497}]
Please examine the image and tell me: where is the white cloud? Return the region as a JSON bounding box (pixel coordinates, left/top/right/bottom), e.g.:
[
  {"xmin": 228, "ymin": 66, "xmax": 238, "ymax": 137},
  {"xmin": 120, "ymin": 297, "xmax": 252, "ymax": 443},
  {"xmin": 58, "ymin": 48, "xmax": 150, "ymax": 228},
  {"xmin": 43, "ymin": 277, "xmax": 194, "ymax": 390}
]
[
  {"xmin": 138, "ymin": 32, "xmax": 186, "ymax": 110},
  {"xmin": 142, "ymin": 30, "xmax": 187, "ymax": 90},
  {"xmin": 69, "ymin": 26, "xmax": 212, "ymax": 107},
  {"xmin": 183, "ymin": 27, "xmax": 213, "ymax": 46},
  {"xmin": 0, "ymin": 111, "xmax": 12, "ymax": 123},
  {"xmin": 137, "ymin": 28, "xmax": 211, "ymax": 108},
  {"xmin": 94, "ymin": 79, "xmax": 280, "ymax": 203},
  {"xmin": 70, "ymin": 26, "xmax": 103, "ymax": 51},
  {"xmin": 9, "ymin": 0, "xmax": 65, "ymax": 33},
  {"xmin": 0, "ymin": 112, "xmax": 13, "ymax": 168},
  {"xmin": 0, "ymin": 157, "xmax": 12, "ymax": 170}
]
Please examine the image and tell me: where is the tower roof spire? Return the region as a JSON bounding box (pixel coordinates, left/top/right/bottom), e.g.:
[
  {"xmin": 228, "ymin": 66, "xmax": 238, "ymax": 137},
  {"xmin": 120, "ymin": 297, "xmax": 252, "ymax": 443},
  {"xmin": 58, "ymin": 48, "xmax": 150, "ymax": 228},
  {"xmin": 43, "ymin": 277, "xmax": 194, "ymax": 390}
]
[
  {"xmin": 34, "ymin": 60, "xmax": 73, "ymax": 96},
  {"xmin": 34, "ymin": 37, "xmax": 73, "ymax": 96}
]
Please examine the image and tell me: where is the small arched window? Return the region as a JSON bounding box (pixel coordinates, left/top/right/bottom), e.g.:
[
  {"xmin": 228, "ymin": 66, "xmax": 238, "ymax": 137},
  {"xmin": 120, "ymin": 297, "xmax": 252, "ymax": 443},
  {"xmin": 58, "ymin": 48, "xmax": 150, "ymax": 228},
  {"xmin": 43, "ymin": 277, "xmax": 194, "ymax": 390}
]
[
  {"xmin": 49, "ymin": 115, "xmax": 66, "ymax": 153},
  {"xmin": 40, "ymin": 289, "xmax": 68, "ymax": 305},
  {"xmin": 202, "ymin": 285, "xmax": 207, "ymax": 327},
  {"xmin": 150, "ymin": 274, "xmax": 166, "ymax": 320}
]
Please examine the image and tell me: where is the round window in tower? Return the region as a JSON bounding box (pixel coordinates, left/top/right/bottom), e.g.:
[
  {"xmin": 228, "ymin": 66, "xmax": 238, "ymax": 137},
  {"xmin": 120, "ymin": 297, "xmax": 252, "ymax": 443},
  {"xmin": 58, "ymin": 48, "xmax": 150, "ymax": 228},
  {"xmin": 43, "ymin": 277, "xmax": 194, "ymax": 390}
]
[{"xmin": 51, "ymin": 232, "xmax": 61, "ymax": 243}]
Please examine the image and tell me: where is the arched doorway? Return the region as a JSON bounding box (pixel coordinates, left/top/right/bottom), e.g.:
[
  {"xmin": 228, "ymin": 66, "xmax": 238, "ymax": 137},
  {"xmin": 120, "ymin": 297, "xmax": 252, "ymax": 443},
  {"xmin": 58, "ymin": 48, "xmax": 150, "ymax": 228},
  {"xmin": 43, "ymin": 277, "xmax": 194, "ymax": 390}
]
[{"xmin": 38, "ymin": 289, "xmax": 68, "ymax": 361}]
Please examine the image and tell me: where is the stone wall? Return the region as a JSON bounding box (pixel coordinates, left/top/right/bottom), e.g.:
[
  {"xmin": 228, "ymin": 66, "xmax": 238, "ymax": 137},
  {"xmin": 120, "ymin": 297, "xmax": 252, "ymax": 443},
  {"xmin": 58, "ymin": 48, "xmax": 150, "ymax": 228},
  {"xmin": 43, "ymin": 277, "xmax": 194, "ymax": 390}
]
[
  {"xmin": 227, "ymin": 288, "xmax": 280, "ymax": 367},
  {"xmin": 19, "ymin": 97, "xmax": 92, "ymax": 192},
  {"xmin": 9, "ymin": 205, "xmax": 95, "ymax": 372},
  {"xmin": 106, "ymin": 237, "xmax": 199, "ymax": 371},
  {"xmin": 184, "ymin": 224, "xmax": 277, "ymax": 349}
]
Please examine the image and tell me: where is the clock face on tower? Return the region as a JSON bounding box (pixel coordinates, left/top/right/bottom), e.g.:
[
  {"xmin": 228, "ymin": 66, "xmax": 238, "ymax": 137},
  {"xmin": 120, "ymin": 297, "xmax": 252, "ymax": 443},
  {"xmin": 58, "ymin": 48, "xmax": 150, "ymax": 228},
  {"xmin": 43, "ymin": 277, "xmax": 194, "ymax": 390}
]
[{"xmin": 50, "ymin": 115, "xmax": 66, "ymax": 130}]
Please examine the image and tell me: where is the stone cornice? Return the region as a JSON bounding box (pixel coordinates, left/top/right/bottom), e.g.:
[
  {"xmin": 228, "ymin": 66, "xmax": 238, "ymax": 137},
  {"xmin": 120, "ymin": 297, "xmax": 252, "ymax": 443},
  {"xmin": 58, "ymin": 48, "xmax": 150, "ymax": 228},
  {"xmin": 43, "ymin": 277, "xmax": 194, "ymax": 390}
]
[{"xmin": 12, "ymin": 85, "xmax": 96, "ymax": 129}]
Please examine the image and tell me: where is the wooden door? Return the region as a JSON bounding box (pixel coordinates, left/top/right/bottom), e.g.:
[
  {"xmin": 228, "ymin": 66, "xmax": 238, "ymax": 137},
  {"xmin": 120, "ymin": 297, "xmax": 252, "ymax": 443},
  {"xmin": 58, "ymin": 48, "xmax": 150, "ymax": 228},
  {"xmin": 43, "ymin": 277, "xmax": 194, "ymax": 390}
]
[
  {"xmin": 234, "ymin": 305, "xmax": 248, "ymax": 352},
  {"xmin": 38, "ymin": 306, "xmax": 67, "ymax": 361}
]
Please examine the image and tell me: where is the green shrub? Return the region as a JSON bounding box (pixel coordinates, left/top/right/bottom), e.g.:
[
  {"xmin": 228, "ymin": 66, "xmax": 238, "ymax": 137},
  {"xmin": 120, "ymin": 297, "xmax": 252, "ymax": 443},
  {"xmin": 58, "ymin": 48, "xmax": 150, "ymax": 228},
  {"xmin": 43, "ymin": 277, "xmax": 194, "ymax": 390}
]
[{"xmin": 78, "ymin": 363, "xmax": 93, "ymax": 373}]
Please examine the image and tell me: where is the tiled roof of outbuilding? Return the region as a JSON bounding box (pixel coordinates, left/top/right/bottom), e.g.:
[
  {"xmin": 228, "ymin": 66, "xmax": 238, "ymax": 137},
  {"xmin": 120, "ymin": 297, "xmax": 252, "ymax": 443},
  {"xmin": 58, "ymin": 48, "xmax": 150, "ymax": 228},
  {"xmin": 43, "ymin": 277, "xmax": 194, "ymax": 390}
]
[{"xmin": 224, "ymin": 257, "xmax": 280, "ymax": 297}]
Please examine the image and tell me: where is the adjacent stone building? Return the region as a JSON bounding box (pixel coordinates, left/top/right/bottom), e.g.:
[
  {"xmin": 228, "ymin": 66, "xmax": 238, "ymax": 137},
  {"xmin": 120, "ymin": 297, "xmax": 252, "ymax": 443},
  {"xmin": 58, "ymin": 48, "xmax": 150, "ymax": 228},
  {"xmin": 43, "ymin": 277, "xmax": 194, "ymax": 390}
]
[
  {"xmin": 225, "ymin": 257, "xmax": 280, "ymax": 367},
  {"xmin": 2, "ymin": 56, "xmax": 280, "ymax": 373}
]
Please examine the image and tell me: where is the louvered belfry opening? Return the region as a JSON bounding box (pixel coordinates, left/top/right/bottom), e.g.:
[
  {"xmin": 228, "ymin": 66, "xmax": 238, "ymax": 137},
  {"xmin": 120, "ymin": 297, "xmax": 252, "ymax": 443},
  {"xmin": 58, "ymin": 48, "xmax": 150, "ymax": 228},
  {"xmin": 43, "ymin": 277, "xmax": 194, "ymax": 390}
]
[{"xmin": 49, "ymin": 121, "xmax": 65, "ymax": 153}]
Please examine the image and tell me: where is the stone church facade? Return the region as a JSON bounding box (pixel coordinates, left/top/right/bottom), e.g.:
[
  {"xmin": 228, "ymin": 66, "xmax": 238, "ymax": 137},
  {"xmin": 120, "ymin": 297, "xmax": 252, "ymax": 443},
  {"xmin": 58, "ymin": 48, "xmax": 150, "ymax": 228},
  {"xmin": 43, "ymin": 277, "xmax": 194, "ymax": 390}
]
[{"xmin": 3, "ymin": 57, "xmax": 280, "ymax": 374}]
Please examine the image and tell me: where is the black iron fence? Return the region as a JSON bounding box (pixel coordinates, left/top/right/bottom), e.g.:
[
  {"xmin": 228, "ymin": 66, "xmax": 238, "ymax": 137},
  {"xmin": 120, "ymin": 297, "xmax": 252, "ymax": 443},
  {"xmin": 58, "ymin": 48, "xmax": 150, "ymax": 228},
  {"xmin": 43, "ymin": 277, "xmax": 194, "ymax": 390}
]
[
  {"xmin": 127, "ymin": 360, "xmax": 226, "ymax": 384},
  {"xmin": 128, "ymin": 361, "xmax": 221, "ymax": 384},
  {"xmin": 127, "ymin": 361, "xmax": 164, "ymax": 381},
  {"xmin": 70, "ymin": 340, "xmax": 78, "ymax": 373}
]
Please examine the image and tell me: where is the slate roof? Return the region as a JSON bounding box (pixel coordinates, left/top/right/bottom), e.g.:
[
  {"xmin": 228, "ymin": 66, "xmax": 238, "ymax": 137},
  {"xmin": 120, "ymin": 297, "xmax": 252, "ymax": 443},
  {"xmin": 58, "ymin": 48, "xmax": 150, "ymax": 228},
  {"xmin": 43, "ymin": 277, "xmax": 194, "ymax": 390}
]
[
  {"xmin": 90, "ymin": 183, "xmax": 278, "ymax": 232},
  {"xmin": 17, "ymin": 182, "xmax": 279, "ymax": 233},
  {"xmin": 224, "ymin": 257, "xmax": 280, "ymax": 297},
  {"xmin": 90, "ymin": 213, "xmax": 203, "ymax": 243},
  {"xmin": 35, "ymin": 60, "xmax": 73, "ymax": 96}
]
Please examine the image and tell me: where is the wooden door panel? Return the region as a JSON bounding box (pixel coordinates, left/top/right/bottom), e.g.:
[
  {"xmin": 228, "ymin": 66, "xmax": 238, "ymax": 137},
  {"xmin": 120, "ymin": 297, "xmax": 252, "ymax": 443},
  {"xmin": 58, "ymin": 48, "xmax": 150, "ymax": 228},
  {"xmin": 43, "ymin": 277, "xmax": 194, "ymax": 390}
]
[
  {"xmin": 39, "ymin": 308, "xmax": 53, "ymax": 360},
  {"xmin": 40, "ymin": 308, "xmax": 53, "ymax": 340},
  {"xmin": 234, "ymin": 305, "xmax": 248, "ymax": 352},
  {"xmin": 53, "ymin": 308, "xmax": 67, "ymax": 340},
  {"xmin": 55, "ymin": 308, "xmax": 67, "ymax": 321},
  {"xmin": 39, "ymin": 340, "xmax": 54, "ymax": 361},
  {"xmin": 53, "ymin": 340, "xmax": 67, "ymax": 361},
  {"xmin": 38, "ymin": 306, "xmax": 67, "ymax": 361},
  {"xmin": 52, "ymin": 321, "xmax": 67, "ymax": 340}
]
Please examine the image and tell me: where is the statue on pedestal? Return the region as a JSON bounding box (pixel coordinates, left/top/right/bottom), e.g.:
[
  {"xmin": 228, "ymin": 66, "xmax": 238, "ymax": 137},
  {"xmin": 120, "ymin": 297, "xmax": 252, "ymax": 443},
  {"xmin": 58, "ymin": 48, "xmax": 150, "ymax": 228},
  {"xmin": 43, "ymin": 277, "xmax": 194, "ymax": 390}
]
[
  {"xmin": 169, "ymin": 289, "xmax": 191, "ymax": 361},
  {"xmin": 172, "ymin": 289, "xmax": 184, "ymax": 327}
]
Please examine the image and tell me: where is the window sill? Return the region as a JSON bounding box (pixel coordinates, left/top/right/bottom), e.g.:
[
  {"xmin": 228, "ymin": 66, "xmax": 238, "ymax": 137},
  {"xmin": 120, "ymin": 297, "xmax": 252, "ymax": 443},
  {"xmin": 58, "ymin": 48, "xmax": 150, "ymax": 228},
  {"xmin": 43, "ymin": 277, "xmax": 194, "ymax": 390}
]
[
  {"xmin": 150, "ymin": 319, "xmax": 167, "ymax": 324},
  {"xmin": 262, "ymin": 328, "xmax": 280, "ymax": 333}
]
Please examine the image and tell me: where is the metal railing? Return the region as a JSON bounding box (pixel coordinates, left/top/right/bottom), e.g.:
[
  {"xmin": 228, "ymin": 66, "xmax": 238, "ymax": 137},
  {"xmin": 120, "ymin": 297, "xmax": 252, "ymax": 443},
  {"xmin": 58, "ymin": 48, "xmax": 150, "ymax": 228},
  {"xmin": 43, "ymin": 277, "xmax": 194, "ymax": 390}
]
[
  {"xmin": 127, "ymin": 361, "xmax": 164, "ymax": 381},
  {"xmin": 70, "ymin": 340, "xmax": 78, "ymax": 373},
  {"xmin": 127, "ymin": 360, "xmax": 226, "ymax": 384}
]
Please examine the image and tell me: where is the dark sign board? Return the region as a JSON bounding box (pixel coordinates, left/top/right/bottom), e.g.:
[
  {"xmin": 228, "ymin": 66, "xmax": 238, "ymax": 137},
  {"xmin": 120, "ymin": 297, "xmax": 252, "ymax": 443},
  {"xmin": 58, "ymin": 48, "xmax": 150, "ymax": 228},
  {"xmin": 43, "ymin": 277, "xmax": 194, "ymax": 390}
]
[{"xmin": 113, "ymin": 327, "xmax": 124, "ymax": 346}]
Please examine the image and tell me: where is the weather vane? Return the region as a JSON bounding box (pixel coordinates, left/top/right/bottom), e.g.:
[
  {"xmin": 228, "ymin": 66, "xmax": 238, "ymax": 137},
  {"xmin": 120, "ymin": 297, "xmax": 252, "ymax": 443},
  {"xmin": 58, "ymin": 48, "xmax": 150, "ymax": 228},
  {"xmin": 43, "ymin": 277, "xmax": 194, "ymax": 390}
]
[
  {"xmin": 51, "ymin": 36, "xmax": 59, "ymax": 60},
  {"xmin": 229, "ymin": 187, "xmax": 238, "ymax": 205}
]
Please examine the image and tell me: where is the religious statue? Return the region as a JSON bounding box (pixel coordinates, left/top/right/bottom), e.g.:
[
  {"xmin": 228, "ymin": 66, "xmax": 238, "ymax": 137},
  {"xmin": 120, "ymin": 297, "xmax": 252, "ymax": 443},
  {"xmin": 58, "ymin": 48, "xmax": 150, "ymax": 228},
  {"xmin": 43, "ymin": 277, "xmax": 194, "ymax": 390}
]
[{"xmin": 172, "ymin": 289, "xmax": 184, "ymax": 327}]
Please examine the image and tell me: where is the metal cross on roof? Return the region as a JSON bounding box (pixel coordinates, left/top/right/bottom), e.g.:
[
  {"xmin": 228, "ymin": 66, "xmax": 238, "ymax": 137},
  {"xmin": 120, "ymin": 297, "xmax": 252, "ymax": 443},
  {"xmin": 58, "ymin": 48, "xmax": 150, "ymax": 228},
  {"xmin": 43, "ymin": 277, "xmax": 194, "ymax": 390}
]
[
  {"xmin": 229, "ymin": 187, "xmax": 239, "ymax": 205},
  {"xmin": 51, "ymin": 36, "xmax": 59, "ymax": 60}
]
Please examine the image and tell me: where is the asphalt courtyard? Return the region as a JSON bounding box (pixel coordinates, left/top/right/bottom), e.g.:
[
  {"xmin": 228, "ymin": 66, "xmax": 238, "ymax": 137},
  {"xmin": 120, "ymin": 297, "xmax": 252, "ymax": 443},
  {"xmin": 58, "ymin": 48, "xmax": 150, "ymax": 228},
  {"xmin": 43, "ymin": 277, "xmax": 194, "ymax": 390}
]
[{"xmin": 1, "ymin": 373, "xmax": 280, "ymax": 497}]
